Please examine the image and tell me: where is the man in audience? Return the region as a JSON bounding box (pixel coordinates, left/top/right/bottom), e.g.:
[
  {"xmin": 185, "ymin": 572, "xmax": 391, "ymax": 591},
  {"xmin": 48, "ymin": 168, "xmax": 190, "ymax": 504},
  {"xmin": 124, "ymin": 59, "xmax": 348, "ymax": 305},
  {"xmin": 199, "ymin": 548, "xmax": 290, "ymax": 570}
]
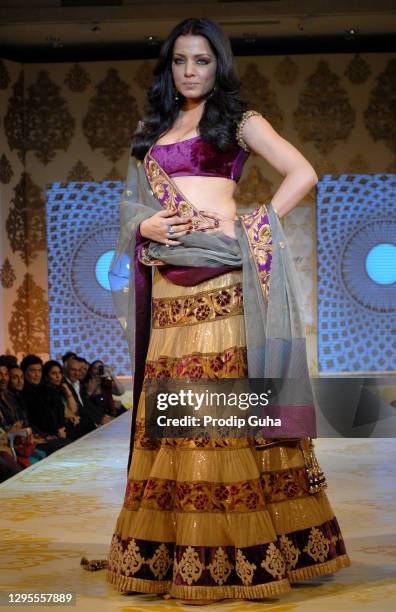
[
  {"xmin": 61, "ymin": 351, "xmax": 78, "ymax": 368},
  {"xmin": 0, "ymin": 360, "xmax": 14, "ymax": 416},
  {"xmin": 0, "ymin": 360, "xmax": 27, "ymax": 432},
  {"xmin": 0, "ymin": 363, "xmax": 29, "ymax": 433},
  {"xmin": 22, "ymin": 354, "xmax": 43, "ymax": 385},
  {"xmin": 64, "ymin": 356, "xmax": 111, "ymax": 427},
  {"xmin": 76, "ymin": 357, "xmax": 90, "ymax": 383},
  {"xmin": 0, "ymin": 354, "xmax": 18, "ymax": 368},
  {"xmin": 20, "ymin": 354, "xmax": 44, "ymax": 426}
]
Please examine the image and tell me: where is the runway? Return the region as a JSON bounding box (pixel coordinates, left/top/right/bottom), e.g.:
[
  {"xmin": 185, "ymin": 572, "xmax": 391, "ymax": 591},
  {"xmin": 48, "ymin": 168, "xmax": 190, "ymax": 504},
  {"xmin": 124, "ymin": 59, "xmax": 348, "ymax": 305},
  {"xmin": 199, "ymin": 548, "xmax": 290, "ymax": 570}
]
[{"xmin": 1, "ymin": 411, "xmax": 395, "ymax": 611}]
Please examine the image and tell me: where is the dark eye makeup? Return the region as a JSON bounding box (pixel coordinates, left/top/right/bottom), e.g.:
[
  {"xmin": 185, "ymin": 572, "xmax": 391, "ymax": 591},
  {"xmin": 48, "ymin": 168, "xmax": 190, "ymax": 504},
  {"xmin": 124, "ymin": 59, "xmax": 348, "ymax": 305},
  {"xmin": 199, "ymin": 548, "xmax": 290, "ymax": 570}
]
[{"xmin": 172, "ymin": 56, "xmax": 211, "ymax": 65}]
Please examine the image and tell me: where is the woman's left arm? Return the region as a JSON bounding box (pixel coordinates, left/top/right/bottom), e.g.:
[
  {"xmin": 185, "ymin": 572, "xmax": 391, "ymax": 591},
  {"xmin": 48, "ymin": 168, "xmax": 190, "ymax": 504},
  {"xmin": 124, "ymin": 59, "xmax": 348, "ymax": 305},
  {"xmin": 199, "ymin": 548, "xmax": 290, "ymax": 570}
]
[{"xmin": 241, "ymin": 114, "xmax": 318, "ymax": 217}]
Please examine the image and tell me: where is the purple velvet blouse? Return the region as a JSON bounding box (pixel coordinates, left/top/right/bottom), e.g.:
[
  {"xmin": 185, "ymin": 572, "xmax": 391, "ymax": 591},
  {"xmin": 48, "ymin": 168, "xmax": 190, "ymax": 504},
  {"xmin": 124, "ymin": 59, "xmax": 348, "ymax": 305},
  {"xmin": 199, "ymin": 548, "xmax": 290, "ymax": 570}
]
[{"xmin": 150, "ymin": 135, "xmax": 249, "ymax": 182}]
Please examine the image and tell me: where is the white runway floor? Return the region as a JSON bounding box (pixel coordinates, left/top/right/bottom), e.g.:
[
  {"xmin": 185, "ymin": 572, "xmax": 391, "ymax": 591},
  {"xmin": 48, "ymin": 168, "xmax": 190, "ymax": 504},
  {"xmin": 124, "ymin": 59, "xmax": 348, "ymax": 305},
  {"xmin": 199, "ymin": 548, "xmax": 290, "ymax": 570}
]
[{"xmin": 1, "ymin": 411, "xmax": 395, "ymax": 611}]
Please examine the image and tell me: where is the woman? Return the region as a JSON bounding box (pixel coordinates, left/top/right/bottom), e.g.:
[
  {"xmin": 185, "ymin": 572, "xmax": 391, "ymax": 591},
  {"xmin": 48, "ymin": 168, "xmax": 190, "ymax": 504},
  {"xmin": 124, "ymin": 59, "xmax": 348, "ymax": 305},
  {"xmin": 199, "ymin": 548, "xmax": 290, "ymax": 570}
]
[
  {"xmin": 0, "ymin": 411, "xmax": 24, "ymax": 481},
  {"xmin": 42, "ymin": 360, "xmax": 83, "ymax": 441},
  {"xmin": 85, "ymin": 360, "xmax": 126, "ymax": 418},
  {"xmin": 104, "ymin": 18, "xmax": 350, "ymax": 603}
]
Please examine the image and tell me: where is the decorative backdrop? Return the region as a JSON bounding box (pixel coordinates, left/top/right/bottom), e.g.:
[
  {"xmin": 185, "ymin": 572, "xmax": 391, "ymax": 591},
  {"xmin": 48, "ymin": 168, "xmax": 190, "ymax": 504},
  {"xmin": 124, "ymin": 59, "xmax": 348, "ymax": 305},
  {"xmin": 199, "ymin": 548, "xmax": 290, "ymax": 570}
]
[
  {"xmin": 317, "ymin": 173, "xmax": 396, "ymax": 372},
  {"xmin": 45, "ymin": 180, "xmax": 129, "ymax": 371},
  {"xmin": 0, "ymin": 54, "xmax": 395, "ymax": 373}
]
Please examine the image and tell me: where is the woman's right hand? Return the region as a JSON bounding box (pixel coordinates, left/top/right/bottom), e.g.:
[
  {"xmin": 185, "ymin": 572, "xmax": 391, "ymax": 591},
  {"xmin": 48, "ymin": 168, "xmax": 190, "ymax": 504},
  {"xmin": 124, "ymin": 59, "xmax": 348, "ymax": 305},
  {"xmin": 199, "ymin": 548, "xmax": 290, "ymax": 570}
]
[
  {"xmin": 61, "ymin": 382, "xmax": 72, "ymax": 398},
  {"xmin": 140, "ymin": 210, "xmax": 193, "ymax": 246}
]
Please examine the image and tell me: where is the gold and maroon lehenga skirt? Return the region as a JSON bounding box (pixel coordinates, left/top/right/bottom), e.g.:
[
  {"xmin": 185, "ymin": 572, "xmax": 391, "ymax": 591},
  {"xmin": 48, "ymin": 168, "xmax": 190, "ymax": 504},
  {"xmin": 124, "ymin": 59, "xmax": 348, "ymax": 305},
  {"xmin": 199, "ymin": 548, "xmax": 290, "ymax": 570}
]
[{"xmin": 106, "ymin": 267, "xmax": 350, "ymax": 599}]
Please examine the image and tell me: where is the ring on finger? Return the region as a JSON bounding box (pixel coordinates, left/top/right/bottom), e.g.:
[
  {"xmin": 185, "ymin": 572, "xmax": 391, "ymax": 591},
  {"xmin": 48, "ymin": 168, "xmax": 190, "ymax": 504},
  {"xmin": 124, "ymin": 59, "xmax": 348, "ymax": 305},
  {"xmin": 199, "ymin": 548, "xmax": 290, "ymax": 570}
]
[
  {"xmin": 214, "ymin": 218, "xmax": 220, "ymax": 228},
  {"xmin": 165, "ymin": 238, "xmax": 170, "ymax": 248},
  {"xmin": 167, "ymin": 224, "xmax": 175, "ymax": 235}
]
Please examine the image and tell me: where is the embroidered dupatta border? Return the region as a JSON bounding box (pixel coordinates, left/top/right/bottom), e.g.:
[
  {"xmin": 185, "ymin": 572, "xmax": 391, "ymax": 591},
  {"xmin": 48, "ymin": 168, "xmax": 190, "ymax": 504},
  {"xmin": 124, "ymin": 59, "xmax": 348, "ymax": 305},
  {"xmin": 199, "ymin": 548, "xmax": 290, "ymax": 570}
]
[
  {"xmin": 144, "ymin": 147, "xmax": 208, "ymax": 224},
  {"xmin": 239, "ymin": 206, "xmax": 272, "ymax": 304}
]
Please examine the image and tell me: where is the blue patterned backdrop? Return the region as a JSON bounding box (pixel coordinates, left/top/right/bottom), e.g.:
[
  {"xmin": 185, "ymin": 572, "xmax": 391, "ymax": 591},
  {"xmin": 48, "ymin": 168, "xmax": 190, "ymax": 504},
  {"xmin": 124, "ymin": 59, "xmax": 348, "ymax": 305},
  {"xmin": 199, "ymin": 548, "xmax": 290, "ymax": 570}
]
[
  {"xmin": 317, "ymin": 174, "xmax": 396, "ymax": 372},
  {"xmin": 46, "ymin": 181, "xmax": 132, "ymax": 374}
]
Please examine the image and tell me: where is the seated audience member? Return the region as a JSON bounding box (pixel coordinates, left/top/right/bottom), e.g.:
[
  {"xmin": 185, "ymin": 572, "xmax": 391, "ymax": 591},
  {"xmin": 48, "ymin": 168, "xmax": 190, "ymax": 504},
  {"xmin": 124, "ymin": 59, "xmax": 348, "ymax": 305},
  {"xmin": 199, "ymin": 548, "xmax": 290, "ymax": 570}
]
[
  {"xmin": 0, "ymin": 361, "xmax": 23, "ymax": 478},
  {"xmin": 0, "ymin": 354, "xmax": 18, "ymax": 368},
  {"xmin": 61, "ymin": 351, "xmax": 78, "ymax": 366},
  {"xmin": 85, "ymin": 360, "xmax": 127, "ymax": 418},
  {"xmin": 0, "ymin": 414, "xmax": 23, "ymax": 481},
  {"xmin": 64, "ymin": 356, "xmax": 111, "ymax": 427},
  {"xmin": 42, "ymin": 360, "xmax": 94, "ymax": 440},
  {"xmin": 20, "ymin": 355, "xmax": 70, "ymax": 446},
  {"xmin": 6, "ymin": 365, "xmax": 66, "ymax": 455},
  {"xmin": 76, "ymin": 357, "xmax": 90, "ymax": 383},
  {"xmin": 0, "ymin": 362, "xmax": 46, "ymax": 469},
  {"xmin": 0, "ymin": 363, "xmax": 27, "ymax": 426}
]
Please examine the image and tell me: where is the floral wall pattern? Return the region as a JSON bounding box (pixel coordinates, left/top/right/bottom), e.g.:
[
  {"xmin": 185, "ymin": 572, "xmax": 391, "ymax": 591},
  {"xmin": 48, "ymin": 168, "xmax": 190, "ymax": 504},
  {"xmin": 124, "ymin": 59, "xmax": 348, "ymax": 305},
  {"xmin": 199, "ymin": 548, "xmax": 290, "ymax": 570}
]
[{"xmin": 0, "ymin": 53, "xmax": 395, "ymax": 372}]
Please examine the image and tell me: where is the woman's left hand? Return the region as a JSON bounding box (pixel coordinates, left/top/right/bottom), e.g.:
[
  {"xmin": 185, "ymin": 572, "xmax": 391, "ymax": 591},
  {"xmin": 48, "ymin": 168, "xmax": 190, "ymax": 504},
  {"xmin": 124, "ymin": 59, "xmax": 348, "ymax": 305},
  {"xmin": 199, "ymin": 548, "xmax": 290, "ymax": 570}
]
[{"xmin": 197, "ymin": 210, "xmax": 236, "ymax": 239}]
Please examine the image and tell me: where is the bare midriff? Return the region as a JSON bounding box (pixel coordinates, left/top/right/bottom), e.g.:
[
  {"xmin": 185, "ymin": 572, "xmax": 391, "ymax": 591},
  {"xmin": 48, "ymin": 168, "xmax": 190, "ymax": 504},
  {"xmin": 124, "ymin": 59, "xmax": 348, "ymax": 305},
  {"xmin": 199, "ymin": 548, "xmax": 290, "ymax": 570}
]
[{"xmin": 172, "ymin": 175, "xmax": 238, "ymax": 221}]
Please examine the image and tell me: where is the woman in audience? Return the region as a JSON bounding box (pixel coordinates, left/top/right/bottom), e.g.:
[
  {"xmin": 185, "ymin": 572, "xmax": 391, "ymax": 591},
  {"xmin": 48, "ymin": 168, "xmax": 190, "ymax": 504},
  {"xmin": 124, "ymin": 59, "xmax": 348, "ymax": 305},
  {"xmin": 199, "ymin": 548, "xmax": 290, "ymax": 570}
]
[
  {"xmin": 84, "ymin": 360, "xmax": 126, "ymax": 418},
  {"xmin": 0, "ymin": 410, "xmax": 24, "ymax": 481},
  {"xmin": 42, "ymin": 360, "xmax": 91, "ymax": 441}
]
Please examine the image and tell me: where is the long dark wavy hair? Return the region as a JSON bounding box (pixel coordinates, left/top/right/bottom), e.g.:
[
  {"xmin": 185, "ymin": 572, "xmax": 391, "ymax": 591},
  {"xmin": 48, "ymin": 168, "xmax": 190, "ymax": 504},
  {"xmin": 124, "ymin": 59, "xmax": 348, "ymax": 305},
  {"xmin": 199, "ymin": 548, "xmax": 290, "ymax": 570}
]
[
  {"xmin": 132, "ymin": 18, "xmax": 248, "ymax": 160},
  {"xmin": 42, "ymin": 360, "xmax": 63, "ymax": 386}
]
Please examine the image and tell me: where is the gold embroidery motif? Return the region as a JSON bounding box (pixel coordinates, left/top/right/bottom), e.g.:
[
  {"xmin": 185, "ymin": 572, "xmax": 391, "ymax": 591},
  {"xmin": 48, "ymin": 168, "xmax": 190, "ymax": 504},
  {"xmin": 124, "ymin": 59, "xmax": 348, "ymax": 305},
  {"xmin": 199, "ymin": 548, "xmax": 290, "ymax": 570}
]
[
  {"xmin": 260, "ymin": 467, "xmax": 308, "ymax": 503},
  {"xmin": 261, "ymin": 542, "xmax": 286, "ymax": 579},
  {"xmin": 144, "ymin": 346, "xmax": 248, "ymax": 379},
  {"xmin": 176, "ymin": 546, "xmax": 204, "ymax": 585},
  {"xmin": 108, "ymin": 534, "xmax": 124, "ymax": 572},
  {"xmin": 121, "ymin": 538, "xmax": 146, "ymax": 577},
  {"xmin": 124, "ymin": 466, "xmax": 310, "ymax": 510},
  {"xmin": 303, "ymin": 527, "xmax": 330, "ymax": 563},
  {"xmin": 152, "ymin": 282, "xmax": 243, "ymax": 328},
  {"xmin": 144, "ymin": 153, "xmax": 208, "ymax": 225},
  {"xmin": 138, "ymin": 244, "xmax": 165, "ymax": 266},
  {"xmin": 207, "ymin": 547, "xmax": 232, "ymax": 585},
  {"xmin": 108, "ymin": 518, "xmax": 348, "ymax": 587},
  {"xmin": 235, "ymin": 549, "xmax": 257, "ymax": 585},
  {"xmin": 148, "ymin": 543, "xmax": 172, "ymax": 579},
  {"xmin": 134, "ymin": 418, "xmax": 251, "ymax": 450},
  {"xmin": 239, "ymin": 207, "xmax": 272, "ymax": 300},
  {"xmin": 124, "ymin": 476, "xmax": 266, "ymax": 512},
  {"xmin": 123, "ymin": 478, "xmax": 147, "ymax": 509},
  {"xmin": 278, "ymin": 534, "xmax": 300, "ymax": 570}
]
